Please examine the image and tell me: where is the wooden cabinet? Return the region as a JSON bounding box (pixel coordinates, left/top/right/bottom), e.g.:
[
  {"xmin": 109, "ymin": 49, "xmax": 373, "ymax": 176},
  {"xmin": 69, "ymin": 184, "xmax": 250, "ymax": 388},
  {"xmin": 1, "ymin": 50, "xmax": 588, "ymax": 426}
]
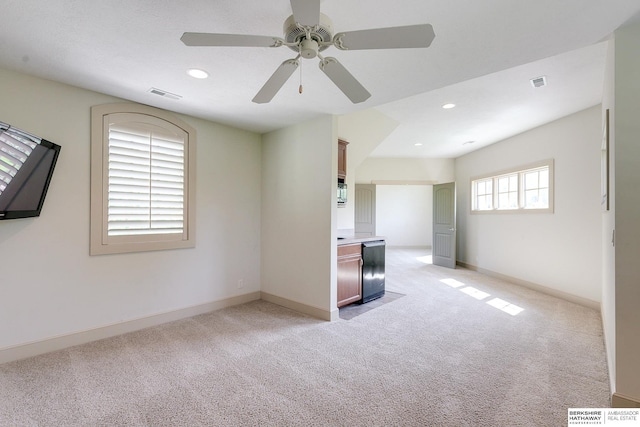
[
  {"xmin": 338, "ymin": 139, "xmax": 348, "ymax": 180},
  {"xmin": 337, "ymin": 243, "xmax": 362, "ymax": 308}
]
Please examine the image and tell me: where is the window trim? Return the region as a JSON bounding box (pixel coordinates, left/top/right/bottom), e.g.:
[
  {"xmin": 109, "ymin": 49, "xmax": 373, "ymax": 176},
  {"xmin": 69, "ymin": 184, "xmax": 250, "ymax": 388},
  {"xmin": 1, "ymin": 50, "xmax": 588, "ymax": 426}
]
[
  {"xmin": 470, "ymin": 159, "xmax": 554, "ymax": 214},
  {"xmin": 90, "ymin": 103, "xmax": 196, "ymax": 255}
]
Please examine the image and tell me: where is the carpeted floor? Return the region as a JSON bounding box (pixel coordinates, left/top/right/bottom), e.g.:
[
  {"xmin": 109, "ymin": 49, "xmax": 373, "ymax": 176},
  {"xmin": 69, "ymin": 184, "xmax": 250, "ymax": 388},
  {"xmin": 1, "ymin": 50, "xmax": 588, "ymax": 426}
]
[
  {"xmin": 0, "ymin": 248, "xmax": 610, "ymax": 426},
  {"xmin": 338, "ymin": 290, "xmax": 405, "ymax": 320}
]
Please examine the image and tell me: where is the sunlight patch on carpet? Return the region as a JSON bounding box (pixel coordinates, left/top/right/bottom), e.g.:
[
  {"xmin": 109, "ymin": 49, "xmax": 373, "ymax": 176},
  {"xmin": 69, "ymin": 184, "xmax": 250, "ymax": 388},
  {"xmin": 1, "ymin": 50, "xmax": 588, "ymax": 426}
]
[
  {"xmin": 487, "ymin": 298, "xmax": 524, "ymax": 316},
  {"xmin": 460, "ymin": 286, "xmax": 491, "ymax": 300},
  {"xmin": 440, "ymin": 278, "xmax": 523, "ymax": 315},
  {"xmin": 440, "ymin": 278, "xmax": 465, "ymax": 288}
]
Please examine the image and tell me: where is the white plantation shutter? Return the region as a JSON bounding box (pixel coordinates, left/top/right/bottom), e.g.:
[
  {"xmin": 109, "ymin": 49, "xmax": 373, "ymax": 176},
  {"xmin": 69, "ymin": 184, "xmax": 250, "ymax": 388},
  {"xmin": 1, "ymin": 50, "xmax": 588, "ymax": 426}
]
[
  {"xmin": 107, "ymin": 122, "xmax": 185, "ymax": 236},
  {"xmin": 90, "ymin": 104, "xmax": 195, "ymax": 255}
]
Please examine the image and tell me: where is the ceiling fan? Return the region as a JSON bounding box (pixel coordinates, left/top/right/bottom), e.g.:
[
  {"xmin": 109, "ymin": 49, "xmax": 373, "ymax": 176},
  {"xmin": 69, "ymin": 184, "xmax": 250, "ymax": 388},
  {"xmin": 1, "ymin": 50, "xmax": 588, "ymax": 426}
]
[{"xmin": 180, "ymin": 0, "xmax": 435, "ymax": 104}]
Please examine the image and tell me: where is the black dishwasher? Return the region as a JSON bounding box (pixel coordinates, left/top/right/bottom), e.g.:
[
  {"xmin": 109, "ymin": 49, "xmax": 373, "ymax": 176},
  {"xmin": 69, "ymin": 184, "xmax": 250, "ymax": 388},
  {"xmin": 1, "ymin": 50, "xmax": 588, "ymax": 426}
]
[{"xmin": 361, "ymin": 241, "xmax": 385, "ymax": 303}]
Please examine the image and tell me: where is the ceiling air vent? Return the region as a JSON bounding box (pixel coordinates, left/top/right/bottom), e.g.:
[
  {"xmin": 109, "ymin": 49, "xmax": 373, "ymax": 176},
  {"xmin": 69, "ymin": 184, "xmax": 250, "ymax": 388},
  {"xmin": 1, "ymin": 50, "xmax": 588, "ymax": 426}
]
[
  {"xmin": 530, "ymin": 76, "xmax": 547, "ymax": 88},
  {"xmin": 148, "ymin": 87, "xmax": 182, "ymax": 100}
]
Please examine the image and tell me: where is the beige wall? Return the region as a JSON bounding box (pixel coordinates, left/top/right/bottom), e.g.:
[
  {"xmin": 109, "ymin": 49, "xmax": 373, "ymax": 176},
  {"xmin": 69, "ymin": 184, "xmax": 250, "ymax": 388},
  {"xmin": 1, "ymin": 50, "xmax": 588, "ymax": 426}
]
[
  {"xmin": 376, "ymin": 185, "xmax": 433, "ymax": 247},
  {"xmin": 261, "ymin": 115, "xmax": 338, "ymax": 319},
  {"xmin": 601, "ymin": 37, "xmax": 617, "ymax": 396},
  {"xmin": 0, "ymin": 68, "xmax": 262, "ymax": 355},
  {"xmin": 610, "ymin": 21, "xmax": 640, "ymax": 403},
  {"xmin": 455, "ymin": 106, "xmax": 603, "ymax": 304},
  {"xmin": 356, "ymin": 158, "xmax": 455, "ymax": 184},
  {"xmin": 336, "ymin": 109, "xmax": 399, "ymax": 231}
]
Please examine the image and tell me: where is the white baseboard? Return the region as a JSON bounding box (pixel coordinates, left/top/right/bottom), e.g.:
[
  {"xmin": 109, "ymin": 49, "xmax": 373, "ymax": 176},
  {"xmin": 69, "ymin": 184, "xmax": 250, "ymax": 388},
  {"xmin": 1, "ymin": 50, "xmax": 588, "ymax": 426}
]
[
  {"xmin": 613, "ymin": 392, "xmax": 640, "ymax": 408},
  {"xmin": 456, "ymin": 261, "xmax": 600, "ymax": 311},
  {"xmin": 0, "ymin": 292, "xmax": 261, "ymax": 365},
  {"xmin": 261, "ymin": 292, "xmax": 338, "ymax": 321}
]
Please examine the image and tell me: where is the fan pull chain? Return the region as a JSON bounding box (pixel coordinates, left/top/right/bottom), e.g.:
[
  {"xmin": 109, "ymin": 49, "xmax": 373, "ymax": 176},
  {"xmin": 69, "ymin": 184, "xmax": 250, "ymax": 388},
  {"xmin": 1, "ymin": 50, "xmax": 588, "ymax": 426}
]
[{"xmin": 299, "ymin": 60, "xmax": 303, "ymax": 94}]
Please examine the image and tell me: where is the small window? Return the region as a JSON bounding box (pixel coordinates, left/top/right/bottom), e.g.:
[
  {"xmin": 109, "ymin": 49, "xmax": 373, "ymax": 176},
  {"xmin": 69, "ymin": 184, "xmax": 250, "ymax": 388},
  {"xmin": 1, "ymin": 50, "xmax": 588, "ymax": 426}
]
[
  {"xmin": 471, "ymin": 160, "xmax": 553, "ymax": 213},
  {"xmin": 90, "ymin": 103, "xmax": 196, "ymax": 255},
  {"xmin": 523, "ymin": 167, "xmax": 549, "ymax": 209},
  {"xmin": 473, "ymin": 178, "xmax": 493, "ymax": 211},
  {"xmin": 497, "ymin": 173, "xmax": 518, "ymax": 210}
]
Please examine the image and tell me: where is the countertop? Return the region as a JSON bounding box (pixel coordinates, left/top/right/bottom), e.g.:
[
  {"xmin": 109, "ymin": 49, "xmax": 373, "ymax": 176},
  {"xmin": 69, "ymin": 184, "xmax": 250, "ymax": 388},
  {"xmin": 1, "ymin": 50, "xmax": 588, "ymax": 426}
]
[{"xmin": 337, "ymin": 235, "xmax": 386, "ymax": 246}]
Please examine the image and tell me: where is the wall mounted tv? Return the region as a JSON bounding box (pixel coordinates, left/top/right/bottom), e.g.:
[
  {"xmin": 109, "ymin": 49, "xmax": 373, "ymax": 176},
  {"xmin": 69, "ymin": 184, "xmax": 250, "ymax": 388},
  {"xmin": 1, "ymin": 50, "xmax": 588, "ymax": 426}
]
[{"xmin": 0, "ymin": 121, "xmax": 61, "ymax": 220}]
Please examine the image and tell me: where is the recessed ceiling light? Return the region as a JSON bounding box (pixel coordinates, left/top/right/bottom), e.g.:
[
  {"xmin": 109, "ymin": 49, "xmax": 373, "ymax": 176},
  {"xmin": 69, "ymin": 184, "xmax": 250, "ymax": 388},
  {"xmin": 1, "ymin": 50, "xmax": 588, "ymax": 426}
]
[
  {"xmin": 414, "ymin": 143, "xmax": 423, "ymax": 146},
  {"xmin": 442, "ymin": 103, "xmax": 456, "ymax": 109},
  {"xmin": 187, "ymin": 68, "xmax": 209, "ymax": 79}
]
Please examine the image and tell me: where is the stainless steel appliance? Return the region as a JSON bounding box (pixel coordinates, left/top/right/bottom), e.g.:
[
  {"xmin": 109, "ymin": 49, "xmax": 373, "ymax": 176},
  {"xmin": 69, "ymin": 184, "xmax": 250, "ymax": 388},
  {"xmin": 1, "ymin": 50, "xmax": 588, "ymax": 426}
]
[{"xmin": 361, "ymin": 241, "xmax": 385, "ymax": 303}]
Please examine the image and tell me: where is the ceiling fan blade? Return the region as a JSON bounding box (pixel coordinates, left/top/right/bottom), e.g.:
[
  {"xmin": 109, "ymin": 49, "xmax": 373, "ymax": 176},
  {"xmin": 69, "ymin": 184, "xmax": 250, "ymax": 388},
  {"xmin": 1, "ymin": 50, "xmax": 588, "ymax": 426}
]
[
  {"xmin": 252, "ymin": 59, "xmax": 300, "ymax": 104},
  {"xmin": 290, "ymin": 0, "xmax": 321, "ymax": 26},
  {"xmin": 319, "ymin": 57, "xmax": 371, "ymax": 104},
  {"xmin": 333, "ymin": 24, "xmax": 435, "ymax": 50},
  {"xmin": 181, "ymin": 32, "xmax": 282, "ymax": 48}
]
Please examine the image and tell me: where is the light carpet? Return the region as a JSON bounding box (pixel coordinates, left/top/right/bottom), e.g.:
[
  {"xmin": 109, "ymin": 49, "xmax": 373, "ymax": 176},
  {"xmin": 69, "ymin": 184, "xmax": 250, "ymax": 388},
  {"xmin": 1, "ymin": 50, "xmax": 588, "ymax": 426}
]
[{"xmin": 0, "ymin": 248, "xmax": 610, "ymax": 426}]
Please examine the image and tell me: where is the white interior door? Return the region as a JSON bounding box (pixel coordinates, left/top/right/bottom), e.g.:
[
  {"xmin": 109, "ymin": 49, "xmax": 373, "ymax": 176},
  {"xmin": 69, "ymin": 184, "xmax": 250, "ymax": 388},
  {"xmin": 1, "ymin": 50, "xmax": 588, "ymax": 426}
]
[
  {"xmin": 433, "ymin": 182, "xmax": 456, "ymax": 268},
  {"xmin": 354, "ymin": 184, "xmax": 376, "ymax": 237}
]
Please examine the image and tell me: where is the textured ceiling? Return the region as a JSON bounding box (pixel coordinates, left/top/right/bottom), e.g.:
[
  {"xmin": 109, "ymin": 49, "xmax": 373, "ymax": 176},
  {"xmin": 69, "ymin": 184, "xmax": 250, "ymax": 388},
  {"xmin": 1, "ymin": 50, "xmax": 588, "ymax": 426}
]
[{"xmin": 1, "ymin": 1, "xmax": 639, "ymax": 157}]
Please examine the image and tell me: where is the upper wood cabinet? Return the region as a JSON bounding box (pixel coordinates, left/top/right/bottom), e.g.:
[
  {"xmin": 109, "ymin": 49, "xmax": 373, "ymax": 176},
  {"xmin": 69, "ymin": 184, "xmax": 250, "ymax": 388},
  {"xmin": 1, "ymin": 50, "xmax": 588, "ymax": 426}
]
[{"xmin": 338, "ymin": 139, "xmax": 348, "ymax": 180}]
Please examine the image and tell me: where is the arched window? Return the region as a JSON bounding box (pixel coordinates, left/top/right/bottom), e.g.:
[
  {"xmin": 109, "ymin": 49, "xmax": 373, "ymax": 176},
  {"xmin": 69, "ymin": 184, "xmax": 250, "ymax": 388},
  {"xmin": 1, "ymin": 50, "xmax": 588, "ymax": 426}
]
[{"xmin": 90, "ymin": 103, "xmax": 196, "ymax": 255}]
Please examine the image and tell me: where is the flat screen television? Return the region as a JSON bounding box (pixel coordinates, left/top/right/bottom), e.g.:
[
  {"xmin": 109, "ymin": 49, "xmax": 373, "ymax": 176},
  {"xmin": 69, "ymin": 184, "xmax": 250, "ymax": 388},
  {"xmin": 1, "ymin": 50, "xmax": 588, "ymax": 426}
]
[{"xmin": 0, "ymin": 122, "xmax": 61, "ymax": 220}]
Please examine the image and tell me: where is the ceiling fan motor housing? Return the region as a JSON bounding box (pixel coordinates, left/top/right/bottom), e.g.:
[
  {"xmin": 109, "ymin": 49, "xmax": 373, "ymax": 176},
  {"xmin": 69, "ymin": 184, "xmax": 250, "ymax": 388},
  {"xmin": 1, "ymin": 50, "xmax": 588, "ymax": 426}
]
[{"xmin": 283, "ymin": 13, "xmax": 334, "ymax": 55}]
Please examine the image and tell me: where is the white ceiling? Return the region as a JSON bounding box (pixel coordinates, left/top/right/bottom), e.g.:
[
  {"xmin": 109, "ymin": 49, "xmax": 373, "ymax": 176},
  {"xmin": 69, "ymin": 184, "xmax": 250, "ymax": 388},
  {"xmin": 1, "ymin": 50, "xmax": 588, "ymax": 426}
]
[{"xmin": 1, "ymin": 1, "xmax": 639, "ymax": 158}]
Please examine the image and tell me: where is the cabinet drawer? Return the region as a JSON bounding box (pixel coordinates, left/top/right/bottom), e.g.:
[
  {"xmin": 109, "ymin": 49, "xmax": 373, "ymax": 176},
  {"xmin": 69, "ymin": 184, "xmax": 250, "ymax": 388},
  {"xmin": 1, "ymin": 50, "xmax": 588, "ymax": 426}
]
[{"xmin": 338, "ymin": 243, "xmax": 361, "ymax": 257}]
